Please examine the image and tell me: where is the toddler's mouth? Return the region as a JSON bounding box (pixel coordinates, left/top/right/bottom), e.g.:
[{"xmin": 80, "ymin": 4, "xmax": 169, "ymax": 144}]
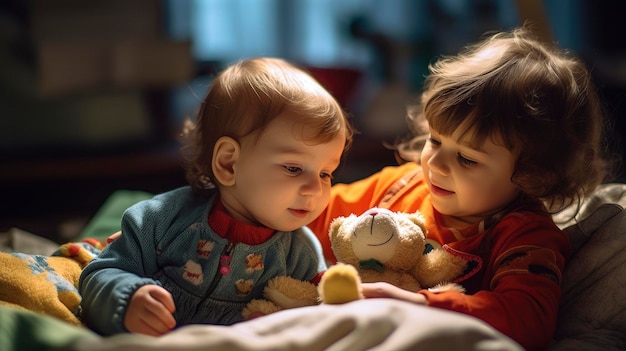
[{"xmin": 431, "ymin": 183, "xmax": 454, "ymax": 196}]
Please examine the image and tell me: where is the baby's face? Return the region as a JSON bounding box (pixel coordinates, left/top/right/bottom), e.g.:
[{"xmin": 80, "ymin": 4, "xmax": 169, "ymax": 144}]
[
  {"xmin": 220, "ymin": 112, "xmax": 345, "ymax": 231},
  {"xmin": 420, "ymin": 126, "xmax": 520, "ymax": 227}
]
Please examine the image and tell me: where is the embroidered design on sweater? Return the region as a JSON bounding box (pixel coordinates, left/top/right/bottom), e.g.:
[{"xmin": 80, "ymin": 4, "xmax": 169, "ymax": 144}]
[
  {"xmin": 196, "ymin": 240, "xmax": 215, "ymax": 259},
  {"xmin": 182, "ymin": 259, "xmax": 203, "ymax": 285},
  {"xmin": 235, "ymin": 279, "xmax": 254, "ymax": 296},
  {"xmin": 245, "ymin": 254, "xmax": 264, "ymax": 274}
]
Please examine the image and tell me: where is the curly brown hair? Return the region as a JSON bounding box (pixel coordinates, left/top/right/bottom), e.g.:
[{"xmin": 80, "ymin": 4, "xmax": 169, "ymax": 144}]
[
  {"xmin": 398, "ymin": 27, "xmax": 613, "ymax": 213},
  {"xmin": 180, "ymin": 57, "xmax": 353, "ymax": 195}
]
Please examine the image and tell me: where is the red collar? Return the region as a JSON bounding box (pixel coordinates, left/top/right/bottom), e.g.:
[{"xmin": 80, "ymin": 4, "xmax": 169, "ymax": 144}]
[{"xmin": 208, "ymin": 198, "xmax": 275, "ymax": 245}]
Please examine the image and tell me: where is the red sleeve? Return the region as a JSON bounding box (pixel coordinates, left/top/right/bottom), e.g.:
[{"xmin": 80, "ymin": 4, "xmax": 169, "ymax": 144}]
[{"xmin": 420, "ymin": 212, "xmax": 569, "ymax": 351}]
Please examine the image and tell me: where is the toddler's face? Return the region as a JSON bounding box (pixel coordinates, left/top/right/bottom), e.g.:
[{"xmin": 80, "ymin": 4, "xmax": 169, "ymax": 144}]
[
  {"xmin": 222, "ymin": 112, "xmax": 345, "ymax": 231},
  {"xmin": 420, "ymin": 126, "xmax": 520, "ymax": 227}
]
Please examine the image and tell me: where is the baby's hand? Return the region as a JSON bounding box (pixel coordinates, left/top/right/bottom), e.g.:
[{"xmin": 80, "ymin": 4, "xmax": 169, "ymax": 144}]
[
  {"xmin": 107, "ymin": 231, "xmax": 122, "ymax": 244},
  {"xmin": 124, "ymin": 284, "xmax": 176, "ymax": 336}
]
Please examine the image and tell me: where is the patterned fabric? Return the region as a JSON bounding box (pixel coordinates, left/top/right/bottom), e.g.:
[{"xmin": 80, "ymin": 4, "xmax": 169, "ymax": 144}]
[{"xmin": 0, "ymin": 239, "xmax": 103, "ymax": 325}]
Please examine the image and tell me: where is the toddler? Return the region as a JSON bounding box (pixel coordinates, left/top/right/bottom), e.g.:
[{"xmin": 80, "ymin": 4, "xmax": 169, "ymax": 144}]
[{"xmin": 308, "ymin": 27, "xmax": 611, "ymax": 351}]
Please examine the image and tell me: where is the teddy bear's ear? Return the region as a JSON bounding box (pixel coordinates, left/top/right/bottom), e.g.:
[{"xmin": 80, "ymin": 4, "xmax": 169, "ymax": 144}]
[
  {"xmin": 329, "ymin": 214, "xmax": 361, "ymax": 263},
  {"xmin": 329, "ymin": 216, "xmax": 346, "ymax": 238},
  {"xmin": 330, "ymin": 214, "xmax": 360, "ymax": 237}
]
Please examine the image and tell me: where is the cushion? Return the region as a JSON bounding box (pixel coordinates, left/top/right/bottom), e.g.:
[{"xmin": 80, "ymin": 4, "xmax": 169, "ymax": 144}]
[{"xmin": 548, "ymin": 183, "xmax": 626, "ymax": 350}]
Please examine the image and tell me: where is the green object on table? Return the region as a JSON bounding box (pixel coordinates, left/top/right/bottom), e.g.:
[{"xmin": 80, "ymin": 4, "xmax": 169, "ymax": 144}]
[{"xmin": 79, "ymin": 190, "xmax": 153, "ymax": 240}]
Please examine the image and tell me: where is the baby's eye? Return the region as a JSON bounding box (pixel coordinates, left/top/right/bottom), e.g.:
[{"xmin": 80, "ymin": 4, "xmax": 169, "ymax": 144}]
[
  {"xmin": 320, "ymin": 172, "xmax": 333, "ymax": 181},
  {"xmin": 457, "ymin": 153, "xmax": 477, "ymax": 167},
  {"xmin": 283, "ymin": 165, "xmax": 303, "ymax": 175}
]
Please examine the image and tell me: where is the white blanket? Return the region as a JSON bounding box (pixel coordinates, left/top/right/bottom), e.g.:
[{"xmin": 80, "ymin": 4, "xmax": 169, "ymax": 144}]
[{"xmin": 72, "ymin": 299, "xmax": 523, "ymax": 351}]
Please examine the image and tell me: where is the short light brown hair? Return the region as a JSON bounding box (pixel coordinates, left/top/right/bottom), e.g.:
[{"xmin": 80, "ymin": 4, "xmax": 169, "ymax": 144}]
[
  {"xmin": 181, "ymin": 57, "xmax": 353, "ymax": 194},
  {"xmin": 399, "ymin": 27, "xmax": 612, "ymax": 213}
]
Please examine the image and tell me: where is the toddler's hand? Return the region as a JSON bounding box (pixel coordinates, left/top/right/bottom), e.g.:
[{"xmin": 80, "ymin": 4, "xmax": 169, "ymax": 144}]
[
  {"xmin": 361, "ymin": 282, "xmax": 427, "ymax": 305},
  {"xmin": 124, "ymin": 284, "xmax": 176, "ymax": 336}
]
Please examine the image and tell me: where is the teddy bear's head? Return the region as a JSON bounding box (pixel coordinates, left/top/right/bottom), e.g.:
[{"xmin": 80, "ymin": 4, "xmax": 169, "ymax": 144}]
[{"xmin": 329, "ymin": 208, "xmax": 427, "ymax": 272}]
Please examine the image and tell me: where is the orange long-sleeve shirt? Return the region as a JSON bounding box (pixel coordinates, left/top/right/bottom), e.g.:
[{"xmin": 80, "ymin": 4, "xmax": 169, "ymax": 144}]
[{"xmin": 308, "ymin": 162, "xmax": 569, "ymax": 351}]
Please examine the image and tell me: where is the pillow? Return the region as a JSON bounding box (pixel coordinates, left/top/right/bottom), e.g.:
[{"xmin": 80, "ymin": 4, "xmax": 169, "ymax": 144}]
[
  {"xmin": 553, "ymin": 183, "xmax": 626, "ymax": 231},
  {"xmin": 548, "ymin": 185, "xmax": 626, "ymax": 350}
]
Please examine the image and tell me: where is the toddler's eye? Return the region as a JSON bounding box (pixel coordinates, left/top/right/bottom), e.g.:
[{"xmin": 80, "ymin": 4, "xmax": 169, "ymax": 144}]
[
  {"xmin": 283, "ymin": 165, "xmax": 303, "ymax": 175},
  {"xmin": 427, "ymin": 137, "xmax": 441, "ymax": 146},
  {"xmin": 457, "ymin": 153, "xmax": 477, "ymax": 167}
]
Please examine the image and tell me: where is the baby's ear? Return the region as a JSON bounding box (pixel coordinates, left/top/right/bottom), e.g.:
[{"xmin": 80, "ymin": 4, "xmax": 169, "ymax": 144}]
[{"xmin": 212, "ymin": 136, "xmax": 240, "ymax": 187}]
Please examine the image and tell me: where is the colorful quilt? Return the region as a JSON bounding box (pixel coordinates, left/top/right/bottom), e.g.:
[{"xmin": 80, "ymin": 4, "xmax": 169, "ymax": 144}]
[{"xmin": 0, "ymin": 239, "xmax": 103, "ymax": 326}]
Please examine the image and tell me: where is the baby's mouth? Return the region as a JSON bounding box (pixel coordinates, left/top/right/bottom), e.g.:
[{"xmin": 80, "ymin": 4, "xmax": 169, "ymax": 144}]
[{"xmin": 289, "ymin": 208, "xmax": 310, "ymax": 218}]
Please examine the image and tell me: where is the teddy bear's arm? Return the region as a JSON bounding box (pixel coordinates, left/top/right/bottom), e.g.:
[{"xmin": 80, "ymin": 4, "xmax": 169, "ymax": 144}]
[{"xmin": 415, "ymin": 250, "xmax": 467, "ymax": 288}]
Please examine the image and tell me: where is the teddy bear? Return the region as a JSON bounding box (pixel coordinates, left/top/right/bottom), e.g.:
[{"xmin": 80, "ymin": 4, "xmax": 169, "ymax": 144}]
[
  {"xmin": 318, "ymin": 207, "xmax": 467, "ymax": 304},
  {"xmin": 242, "ymin": 207, "xmax": 467, "ymax": 318},
  {"xmin": 241, "ymin": 275, "xmax": 320, "ymax": 320}
]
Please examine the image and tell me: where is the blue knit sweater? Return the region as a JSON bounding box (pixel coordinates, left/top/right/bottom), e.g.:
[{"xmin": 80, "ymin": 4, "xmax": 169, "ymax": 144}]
[{"xmin": 78, "ymin": 186, "xmax": 326, "ymax": 335}]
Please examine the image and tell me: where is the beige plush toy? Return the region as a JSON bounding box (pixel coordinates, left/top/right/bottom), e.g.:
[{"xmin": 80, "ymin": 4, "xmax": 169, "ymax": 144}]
[
  {"xmin": 241, "ymin": 275, "xmax": 320, "ymax": 320},
  {"xmin": 319, "ymin": 207, "xmax": 467, "ymax": 304},
  {"xmin": 242, "ymin": 207, "xmax": 467, "ymax": 318}
]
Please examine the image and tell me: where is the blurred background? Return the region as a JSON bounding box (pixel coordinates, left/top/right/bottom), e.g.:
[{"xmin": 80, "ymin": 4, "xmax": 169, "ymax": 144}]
[{"xmin": 1, "ymin": 0, "xmax": 625, "ymax": 242}]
